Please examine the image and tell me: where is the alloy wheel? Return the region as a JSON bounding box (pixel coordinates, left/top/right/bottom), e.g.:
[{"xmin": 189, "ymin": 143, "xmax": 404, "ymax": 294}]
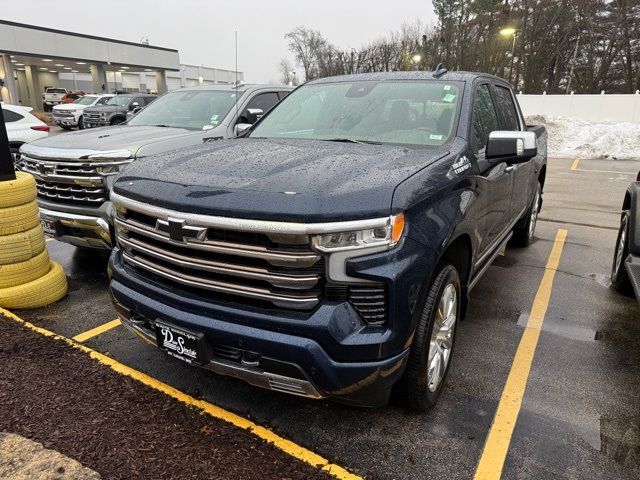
[{"xmin": 427, "ymin": 283, "xmax": 458, "ymax": 392}]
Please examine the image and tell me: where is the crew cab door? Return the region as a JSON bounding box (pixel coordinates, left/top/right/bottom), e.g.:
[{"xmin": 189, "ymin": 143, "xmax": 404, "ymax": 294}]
[
  {"xmin": 491, "ymin": 84, "xmax": 533, "ymax": 220},
  {"xmin": 470, "ymin": 83, "xmax": 515, "ymax": 258}
]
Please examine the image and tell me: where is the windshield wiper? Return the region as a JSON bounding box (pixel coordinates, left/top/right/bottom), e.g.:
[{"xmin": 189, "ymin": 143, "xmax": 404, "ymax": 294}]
[{"xmin": 322, "ymin": 138, "xmax": 383, "ymax": 145}]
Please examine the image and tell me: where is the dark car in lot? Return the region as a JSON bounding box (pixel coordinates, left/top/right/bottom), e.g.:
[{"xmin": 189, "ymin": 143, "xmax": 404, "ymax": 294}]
[
  {"xmin": 108, "ymin": 71, "xmax": 547, "ymax": 409},
  {"xmin": 83, "ymin": 93, "xmax": 157, "ymax": 127},
  {"xmin": 611, "ymin": 171, "xmax": 640, "ymax": 301}
]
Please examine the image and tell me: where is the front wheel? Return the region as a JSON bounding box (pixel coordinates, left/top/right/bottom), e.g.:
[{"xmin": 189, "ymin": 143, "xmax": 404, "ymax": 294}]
[
  {"xmin": 405, "ymin": 263, "xmax": 461, "ymax": 411},
  {"xmin": 513, "ymin": 181, "xmax": 541, "ymax": 247},
  {"xmin": 77, "ymin": 115, "xmax": 84, "ymax": 129},
  {"xmin": 110, "ymin": 117, "xmax": 124, "ymax": 126},
  {"xmin": 611, "ymin": 211, "xmax": 634, "ymax": 296}
]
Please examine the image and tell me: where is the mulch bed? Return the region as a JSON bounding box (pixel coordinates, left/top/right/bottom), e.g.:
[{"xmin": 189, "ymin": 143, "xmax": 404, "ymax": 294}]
[{"xmin": 0, "ymin": 314, "xmax": 333, "ymax": 480}]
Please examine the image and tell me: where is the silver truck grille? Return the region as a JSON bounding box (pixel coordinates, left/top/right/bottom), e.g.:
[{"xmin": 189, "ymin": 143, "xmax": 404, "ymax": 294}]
[
  {"xmin": 18, "ymin": 156, "xmax": 108, "ymax": 207},
  {"xmin": 83, "ymin": 112, "xmax": 101, "ymax": 122},
  {"xmin": 114, "ymin": 206, "xmax": 325, "ymax": 311}
]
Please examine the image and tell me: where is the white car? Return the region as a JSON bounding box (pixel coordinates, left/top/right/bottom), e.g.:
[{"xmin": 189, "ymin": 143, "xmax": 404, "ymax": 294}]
[
  {"xmin": 52, "ymin": 94, "xmax": 114, "ymax": 130},
  {"xmin": 42, "ymin": 87, "xmax": 68, "ymax": 112},
  {"xmin": 2, "ymin": 103, "xmax": 49, "ymax": 163}
]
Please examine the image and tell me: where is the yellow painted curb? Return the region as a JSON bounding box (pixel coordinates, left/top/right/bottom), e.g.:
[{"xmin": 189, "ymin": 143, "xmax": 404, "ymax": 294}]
[{"xmin": 0, "ymin": 306, "xmax": 362, "ymax": 480}]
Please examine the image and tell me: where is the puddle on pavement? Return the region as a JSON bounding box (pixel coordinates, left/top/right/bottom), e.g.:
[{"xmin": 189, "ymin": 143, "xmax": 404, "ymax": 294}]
[
  {"xmin": 517, "ymin": 312, "xmax": 596, "ymax": 342},
  {"xmin": 589, "ymin": 272, "xmax": 612, "ymax": 288}
]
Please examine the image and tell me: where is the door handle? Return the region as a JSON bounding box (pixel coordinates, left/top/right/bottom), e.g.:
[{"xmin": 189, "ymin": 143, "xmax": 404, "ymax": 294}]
[{"xmin": 505, "ymin": 165, "xmax": 515, "ymax": 173}]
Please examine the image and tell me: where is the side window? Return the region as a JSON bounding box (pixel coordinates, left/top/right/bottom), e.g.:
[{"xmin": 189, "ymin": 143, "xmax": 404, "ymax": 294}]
[
  {"xmin": 2, "ymin": 110, "xmax": 23, "ymax": 123},
  {"xmin": 492, "ymin": 86, "xmax": 520, "ymax": 131},
  {"xmin": 144, "ymin": 96, "xmax": 156, "ymax": 106},
  {"xmin": 277, "ymin": 91, "xmax": 290, "ymax": 100},
  {"xmin": 246, "ymin": 92, "xmax": 280, "ymax": 115},
  {"xmin": 97, "ymin": 97, "xmax": 109, "ymax": 105},
  {"xmin": 131, "ymin": 97, "xmax": 145, "ymax": 108},
  {"xmin": 472, "ymin": 84, "xmax": 500, "ymax": 154}
]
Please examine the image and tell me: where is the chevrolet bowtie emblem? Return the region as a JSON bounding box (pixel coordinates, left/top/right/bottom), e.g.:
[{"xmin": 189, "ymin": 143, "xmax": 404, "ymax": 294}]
[{"xmin": 156, "ymin": 218, "xmax": 207, "ymax": 242}]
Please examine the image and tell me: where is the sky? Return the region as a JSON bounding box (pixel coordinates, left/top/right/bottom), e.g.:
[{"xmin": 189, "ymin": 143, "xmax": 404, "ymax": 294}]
[{"xmin": 3, "ymin": 0, "xmax": 436, "ymax": 83}]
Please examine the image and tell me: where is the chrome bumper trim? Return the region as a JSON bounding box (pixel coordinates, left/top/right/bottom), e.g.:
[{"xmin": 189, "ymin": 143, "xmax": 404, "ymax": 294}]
[{"xmin": 40, "ymin": 207, "xmax": 112, "ymax": 250}]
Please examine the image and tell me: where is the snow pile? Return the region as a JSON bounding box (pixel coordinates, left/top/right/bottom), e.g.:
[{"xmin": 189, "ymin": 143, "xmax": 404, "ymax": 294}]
[{"xmin": 526, "ymin": 115, "xmax": 640, "ymax": 160}]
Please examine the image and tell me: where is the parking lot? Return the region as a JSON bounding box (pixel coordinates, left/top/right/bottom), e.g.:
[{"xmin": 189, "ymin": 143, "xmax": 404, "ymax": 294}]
[{"xmin": 0, "ymin": 155, "xmax": 637, "ymax": 479}]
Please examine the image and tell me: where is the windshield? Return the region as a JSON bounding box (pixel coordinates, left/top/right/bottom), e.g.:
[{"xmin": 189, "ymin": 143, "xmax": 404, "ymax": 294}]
[
  {"xmin": 127, "ymin": 89, "xmax": 245, "ymax": 130},
  {"xmin": 105, "ymin": 96, "xmax": 132, "ymax": 107},
  {"xmin": 250, "ymin": 80, "xmax": 461, "ymax": 146},
  {"xmin": 75, "ymin": 96, "xmax": 98, "ymax": 105}
]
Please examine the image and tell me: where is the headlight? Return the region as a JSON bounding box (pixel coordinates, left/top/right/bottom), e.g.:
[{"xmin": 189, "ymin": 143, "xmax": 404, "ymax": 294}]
[
  {"xmin": 101, "ymin": 112, "xmax": 109, "ymax": 119},
  {"xmin": 312, "ymin": 214, "xmax": 405, "ymax": 252}
]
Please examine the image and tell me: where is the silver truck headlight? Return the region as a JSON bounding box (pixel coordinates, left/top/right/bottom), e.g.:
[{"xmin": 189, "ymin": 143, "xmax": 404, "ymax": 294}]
[
  {"xmin": 311, "ymin": 214, "xmax": 405, "ymax": 252},
  {"xmin": 311, "ymin": 214, "xmax": 405, "ymax": 284},
  {"xmin": 101, "ymin": 112, "xmax": 109, "ymax": 119}
]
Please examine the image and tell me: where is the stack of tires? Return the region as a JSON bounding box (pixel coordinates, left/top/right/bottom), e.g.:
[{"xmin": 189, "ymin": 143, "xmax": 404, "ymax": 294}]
[{"xmin": 0, "ymin": 172, "xmax": 67, "ymax": 309}]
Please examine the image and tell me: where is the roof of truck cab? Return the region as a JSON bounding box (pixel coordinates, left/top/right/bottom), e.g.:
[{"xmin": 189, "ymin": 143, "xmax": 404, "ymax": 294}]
[
  {"xmin": 306, "ymin": 71, "xmax": 510, "ymax": 85},
  {"xmin": 177, "ymin": 84, "xmax": 294, "ymax": 93}
]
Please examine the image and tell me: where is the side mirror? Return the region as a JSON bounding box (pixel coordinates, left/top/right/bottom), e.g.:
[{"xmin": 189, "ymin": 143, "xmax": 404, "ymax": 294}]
[
  {"xmin": 486, "ymin": 131, "xmax": 537, "ymax": 164},
  {"xmin": 234, "ymin": 123, "xmax": 252, "ymax": 136},
  {"xmin": 245, "ymin": 108, "xmax": 264, "ymax": 124}
]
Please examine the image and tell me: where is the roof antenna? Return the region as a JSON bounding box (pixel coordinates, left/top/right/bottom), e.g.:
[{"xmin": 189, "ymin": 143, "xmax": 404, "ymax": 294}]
[{"xmin": 433, "ymin": 63, "xmax": 448, "ymax": 78}]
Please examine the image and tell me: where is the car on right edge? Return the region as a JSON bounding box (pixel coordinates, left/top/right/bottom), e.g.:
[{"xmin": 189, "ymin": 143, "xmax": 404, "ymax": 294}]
[
  {"xmin": 611, "ymin": 171, "xmax": 640, "ymax": 301},
  {"xmin": 108, "ymin": 71, "xmax": 547, "ymax": 410}
]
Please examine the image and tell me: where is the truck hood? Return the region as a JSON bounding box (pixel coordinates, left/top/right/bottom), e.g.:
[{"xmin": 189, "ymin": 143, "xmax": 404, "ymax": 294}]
[
  {"xmin": 113, "ymin": 138, "xmax": 450, "ymax": 222},
  {"xmin": 53, "ymin": 103, "xmax": 85, "ymax": 111},
  {"xmin": 24, "ymin": 125, "xmax": 196, "ymax": 158}
]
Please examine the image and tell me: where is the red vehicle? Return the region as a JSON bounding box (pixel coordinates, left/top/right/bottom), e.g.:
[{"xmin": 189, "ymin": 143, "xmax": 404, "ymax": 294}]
[{"xmin": 61, "ymin": 91, "xmax": 85, "ymax": 104}]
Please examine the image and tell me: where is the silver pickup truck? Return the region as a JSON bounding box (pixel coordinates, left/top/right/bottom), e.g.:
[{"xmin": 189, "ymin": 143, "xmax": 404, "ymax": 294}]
[{"xmin": 18, "ymin": 84, "xmax": 292, "ymax": 249}]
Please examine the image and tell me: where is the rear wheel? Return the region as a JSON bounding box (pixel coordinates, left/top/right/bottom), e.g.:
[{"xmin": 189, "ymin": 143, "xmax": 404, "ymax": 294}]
[
  {"xmin": 405, "ymin": 263, "xmax": 461, "ymax": 411},
  {"xmin": 611, "ymin": 211, "xmax": 634, "ymax": 296},
  {"xmin": 513, "ymin": 181, "xmax": 541, "ymax": 247}
]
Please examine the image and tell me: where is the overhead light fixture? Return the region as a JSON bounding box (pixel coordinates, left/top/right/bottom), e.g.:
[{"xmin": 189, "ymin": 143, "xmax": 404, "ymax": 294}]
[
  {"xmin": 49, "ymin": 70, "xmax": 57, "ymax": 73},
  {"xmin": 15, "ymin": 63, "xmax": 24, "ymax": 66},
  {"xmin": 42, "ymin": 58, "xmax": 52, "ymax": 62},
  {"xmin": 54, "ymin": 64, "xmax": 64, "ymax": 67},
  {"xmin": 499, "ymin": 27, "xmax": 517, "ymax": 37},
  {"xmin": 144, "ymin": 69, "xmax": 152, "ymax": 72},
  {"xmin": 39, "ymin": 67, "xmax": 48, "ymax": 70},
  {"xmin": 63, "ymin": 67, "xmax": 72, "ymax": 70},
  {"xmin": 72, "ymin": 70, "xmax": 79, "ymax": 73},
  {"xmin": 10, "ymin": 60, "xmax": 16, "ymax": 63},
  {"xmin": 76, "ymin": 62, "xmax": 86, "ymax": 65},
  {"xmin": 120, "ymin": 66, "xmax": 129, "ymax": 69}
]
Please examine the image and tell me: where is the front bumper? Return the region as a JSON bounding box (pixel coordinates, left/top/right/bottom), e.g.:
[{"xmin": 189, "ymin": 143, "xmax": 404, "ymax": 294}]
[
  {"xmin": 108, "ymin": 238, "xmax": 431, "ymax": 406},
  {"xmin": 53, "ymin": 115, "xmax": 78, "ymax": 126},
  {"xmin": 40, "ymin": 205, "xmax": 112, "ymax": 250}
]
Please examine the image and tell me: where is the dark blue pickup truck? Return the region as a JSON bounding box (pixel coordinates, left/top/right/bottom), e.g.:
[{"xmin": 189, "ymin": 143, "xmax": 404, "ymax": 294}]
[{"xmin": 108, "ymin": 71, "xmax": 547, "ymax": 410}]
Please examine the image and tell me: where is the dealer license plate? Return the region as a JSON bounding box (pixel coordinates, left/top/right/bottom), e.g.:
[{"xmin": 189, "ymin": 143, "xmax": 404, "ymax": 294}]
[
  {"xmin": 155, "ymin": 321, "xmax": 207, "ymax": 365},
  {"xmin": 41, "ymin": 218, "xmax": 59, "ymax": 236}
]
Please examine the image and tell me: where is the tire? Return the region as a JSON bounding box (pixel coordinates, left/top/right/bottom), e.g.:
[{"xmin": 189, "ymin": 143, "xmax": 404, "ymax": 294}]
[
  {"xmin": 0, "ymin": 249, "xmax": 50, "ymax": 289},
  {"xmin": 110, "ymin": 117, "xmax": 124, "ymax": 126},
  {"xmin": 611, "ymin": 211, "xmax": 634, "ymax": 296},
  {"xmin": 512, "ymin": 181, "xmax": 541, "ymax": 247},
  {"xmin": 0, "ymin": 201, "xmax": 40, "ymax": 236},
  {"xmin": 405, "ymin": 263, "xmax": 461, "ymax": 411},
  {"xmin": 0, "ymin": 224, "xmax": 46, "ymax": 265},
  {"xmin": 60, "ymin": 125, "xmax": 72, "ymax": 130},
  {"xmin": 78, "ymin": 115, "xmax": 84, "ymax": 129},
  {"xmin": 0, "ymin": 172, "xmax": 37, "ymax": 209},
  {"xmin": 0, "ymin": 261, "xmax": 67, "ymax": 309}
]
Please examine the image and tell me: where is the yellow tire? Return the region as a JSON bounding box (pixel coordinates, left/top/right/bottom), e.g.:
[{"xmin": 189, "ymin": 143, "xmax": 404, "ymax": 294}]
[
  {"xmin": 0, "ymin": 261, "xmax": 67, "ymax": 309},
  {"xmin": 0, "ymin": 200, "xmax": 40, "ymax": 236},
  {"xmin": 0, "ymin": 225, "xmax": 46, "ymax": 265},
  {"xmin": 0, "ymin": 172, "xmax": 37, "ymax": 208},
  {"xmin": 0, "ymin": 249, "xmax": 50, "ymax": 288}
]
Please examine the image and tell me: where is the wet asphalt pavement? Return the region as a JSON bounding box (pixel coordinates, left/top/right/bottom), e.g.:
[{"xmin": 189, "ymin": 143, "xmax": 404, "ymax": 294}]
[{"xmin": 16, "ymin": 157, "xmax": 640, "ymax": 479}]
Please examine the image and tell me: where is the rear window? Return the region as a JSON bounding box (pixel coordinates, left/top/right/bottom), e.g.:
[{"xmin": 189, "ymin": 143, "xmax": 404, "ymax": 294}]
[
  {"xmin": 47, "ymin": 88, "xmax": 67, "ymax": 94},
  {"xmin": 2, "ymin": 110, "xmax": 24, "ymax": 122}
]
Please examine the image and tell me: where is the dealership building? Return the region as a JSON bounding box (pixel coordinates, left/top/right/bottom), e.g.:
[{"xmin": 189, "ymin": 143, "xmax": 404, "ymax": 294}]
[{"xmin": 0, "ymin": 20, "xmax": 244, "ymax": 110}]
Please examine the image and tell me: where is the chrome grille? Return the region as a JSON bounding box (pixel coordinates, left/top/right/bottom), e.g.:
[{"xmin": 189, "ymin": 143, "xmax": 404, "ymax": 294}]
[
  {"xmin": 18, "ymin": 156, "xmax": 108, "ymax": 206},
  {"xmin": 114, "ymin": 205, "xmax": 325, "ymax": 311},
  {"xmin": 83, "ymin": 111, "xmax": 101, "ymax": 123}
]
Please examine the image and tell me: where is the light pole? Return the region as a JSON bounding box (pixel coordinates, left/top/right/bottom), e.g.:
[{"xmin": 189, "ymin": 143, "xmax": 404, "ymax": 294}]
[
  {"xmin": 289, "ymin": 71, "xmax": 296, "ymax": 86},
  {"xmin": 500, "ymin": 27, "xmax": 517, "ymax": 85}
]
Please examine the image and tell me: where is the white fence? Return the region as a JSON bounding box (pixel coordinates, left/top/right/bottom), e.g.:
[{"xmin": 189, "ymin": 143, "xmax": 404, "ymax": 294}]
[{"xmin": 517, "ymin": 93, "xmax": 640, "ymax": 123}]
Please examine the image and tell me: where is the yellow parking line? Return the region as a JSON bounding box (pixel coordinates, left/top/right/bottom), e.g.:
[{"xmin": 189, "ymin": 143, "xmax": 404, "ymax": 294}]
[
  {"xmin": 570, "ymin": 158, "xmax": 580, "ymax": 171},
  {"xmin": 474, "ymin": 229, "xmax": 568, "ymax": 480},
  {"xmin": 72, "ymin": 318, "xmax": 121, "ymax": 342},
  {"xmin": 570, "ymin": 157, "xmax": 635, "ymax": 175},
  {"xmin": 0, "ymin": 307, "xmax": 361, "ymax": 480}
]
